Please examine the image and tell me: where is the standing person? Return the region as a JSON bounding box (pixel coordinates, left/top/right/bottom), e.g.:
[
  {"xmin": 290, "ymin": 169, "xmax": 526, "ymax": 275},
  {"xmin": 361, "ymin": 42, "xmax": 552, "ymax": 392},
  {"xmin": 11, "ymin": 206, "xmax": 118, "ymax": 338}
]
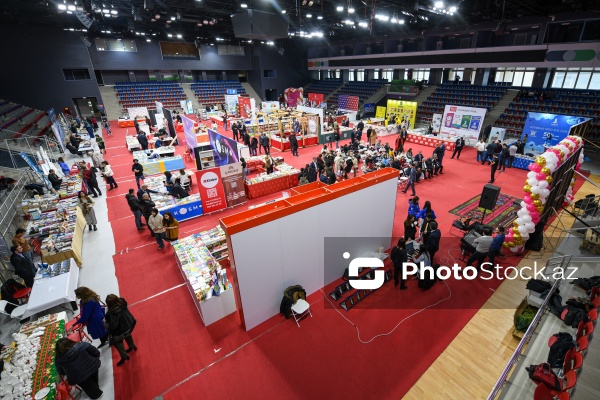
[
  {"xmin": 391, "ymin": 238, "xmax": 408, "ymax": 290},
  {"xmin": 407, "ymin": 196, "xmax": 420, "ymax": 218},
  {"xmin": 489, "ymin": 154, "xmax": 499, "ymax": 183},
  {"xmin": 508, "ymin": 142, "xmax": 518, "ymax": 168},
  {"xmin": 483, "ymin": 141, "xmax": 496, "ymax": 165},
  {"xmin": 433, "ymin": 142, "xmax": 445, "ymax": 172},
  {"xmin": 134, "ymin": 118, "xmax": 140, "ymax": 134},
  {"xmin": 137, "ymin": 184, "xmax": 159, "ymax": 201},
  {"xmin": 100, "ymin": 161, "xmax": 118, "ymax": 190},
  {"xmin": 289, "ymin": 133, "xmax": 299, "ymax": 156},
  {"xmin": 516, "ymin": 140, "xmax": 525, "ymax": 155},
  {"xmin": 488, "ymin": 226, "xmax": 506, "ymax": 266},
  {"xmin": 250, "ymin": 135, "xmax": 258, "ymax": 156},
  {"xmin": 104, "ymin": 294, "xmax": 137, "ymax": 367},
  {"xmin": 74, "ymin": 287, "xmax": 109, "ymax": 347},
  {"xmin": 222, "ymin": 111, "xmax": 228, "ymax": 130},
  {"xmin": 265, "ymin": 155, "xmax": 274, "ymax": 175},
  {"xmin": 103, "ymin": 120, "xmax": 112, "ymax": 136},
  {"xmin": 262, "ymin": 133, "xmax": 271, "ymax": 154},
  {"xmin": 54, "ymin": 338, "xmax": 103, "ymax": 399},
  {"xmin": 91, "ymin": 116, "xmax": 98, "ymax": 130},
  {"xmin": 126, "ymin": 188, "xmax": 145, "ymax": 231},
  {"xmin": 48, "ymin": 169, "xmax": 63, "ymax": 191},
  {"xmin": 417, "ymin": 201, "xmax": 437, "ymax": 222},
  {"xmin": 451, "ymin": 137, "xmax": 465, "ymax": 159},
  {"xmin": 137, "ymin": 130, "xmax": 149, "ymax": 150},
  {"xmin": 84, "ymin": 119, "xmax": 95, "ymax": 138},
  {"xmin": 81, "ymin": 166, "xmax": 101, "ymax": 197},
  {"xmin": 334, "ymin": 128, "xmax": 340, "ymax": 149},
  {"xmin": 476, "ymin": 140, "xmax": 486, "ymax": 162},
  {"xmin": 308, "ymin": 158, "xmax": 318, "ymax": 183},
  {"xmin": 499, "ymin": 144, "xmax": 510, "ymax": 172},
  {"xmin": 465, "ymin": 227, "xmax": 493, "ymax": 271},
  {"xmin": 420, "ymin": 212, "xmax": 436, "ymax": 243},
  {"xmin": 148, "ymin": 209, "xmax": 167, "ymax": 249},
  {"xmin": 240, "ymin": 157, "xmax": 247, "ymax": 181},
  {"xmin": 404, "ymin": 215, "xmax": 418, "ymax": 241},
  {"xmin": 12, "ymin": 228, "xmax": 33, "ymax": 264},
  {"xmin": 425, "ymin": 221, "xmax": 441, "ymax": 263},
  {"xmin": 77, "ymin": 191, "xmax": 98, "ymax": 231},
  {"xmin": 369, "ymin": 127, "xmax": 377, "ymax": 146},
  {"xmin": 163, "ymin": 212, "xmax": 179, "ymax": 242},
  {"xmin": 232, "ymin": 122, "xmax": 239, "ymax": 142},
  {"xmin": 401, "ymin": 163, "xmax": 417, "ymax": 196},
  {"xmin": 9, "ymin": 245, "xmax": 36, "ymax": 287},
  {"xmin": 139, "ymin": 194, "xmax": 156, "ymax": 232},
  {"xmin": 131, "ymin": 159, "xmax": 145, "ymax": 189},
  {"xmin": 88, "ymin": 151, "xmax": 104, "ymax": 169},
  {"xmin": 57, "ymin": 157, "xmax": 71, "ymax": 176}
]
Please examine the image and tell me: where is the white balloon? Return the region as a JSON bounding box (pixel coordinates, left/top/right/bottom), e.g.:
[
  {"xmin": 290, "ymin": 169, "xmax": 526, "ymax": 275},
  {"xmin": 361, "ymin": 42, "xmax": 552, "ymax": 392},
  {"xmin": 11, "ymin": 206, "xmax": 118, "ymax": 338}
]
[
  {"xmin": 527, "ymin": 171, "xmax": 537, "ymax": 179},
  {"xmin": 516, "ymin": 217, "xmax": 524, "ymax": 225},
  {"xmin": 531, "ymin": 186, "xmax": 541, "ymax": 194},
  {"xmin": 518, "ymin": 225, "xmax": 528, "ymax": 234},
  {"xmin": 510, "ymin": 246, "xmax": 520, "ymax": 253},
  {"xmin": 521, "ymin": 232, "xmax": 530, "ymax": 240},
  {"xmin": 528, "ymin": 178, "xmax": 539, "ymax": 186},
  {"xmin": 521, "ymin": 201, "xmax": 528, "ymax": 209},
  {"xmin": 525, "ymin": 221, "xmax": 535, "ymax": 230},
  {"xmin": 522, "ymin": 215, "xmax": 532, "ymax": 223},
  {"xmin": 527, "ymin": 226, "xmax": 536, "ymax": 234},
  {"xmin": 540, "ymin": 198, "xmax": 547, "ymax": 205},
  {"xmin": 538, "ymin": 181, "xmax": 549, "ymax": 189},
  {"xmin": 517, "ymin": 209, "xmax": 528, "ymax": 217},
  {"xmin": 541, "ymin": 189, "xmax": 550, "ymax": 198}
]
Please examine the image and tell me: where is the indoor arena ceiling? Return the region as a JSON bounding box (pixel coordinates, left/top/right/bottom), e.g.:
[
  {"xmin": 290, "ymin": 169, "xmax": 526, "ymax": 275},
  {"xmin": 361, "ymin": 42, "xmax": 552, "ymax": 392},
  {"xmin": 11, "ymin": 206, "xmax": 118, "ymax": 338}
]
[{"xmin": 0, "ymin": 0, "xmax": 598, "ymax": 45}]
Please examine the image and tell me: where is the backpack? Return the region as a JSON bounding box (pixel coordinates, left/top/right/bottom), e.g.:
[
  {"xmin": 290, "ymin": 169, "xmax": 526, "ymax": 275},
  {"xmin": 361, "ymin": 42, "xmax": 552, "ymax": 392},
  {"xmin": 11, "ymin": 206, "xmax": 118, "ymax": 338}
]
[{"xmin": 526, "ymin": 363, "xmax": 562, "ymax": 391}]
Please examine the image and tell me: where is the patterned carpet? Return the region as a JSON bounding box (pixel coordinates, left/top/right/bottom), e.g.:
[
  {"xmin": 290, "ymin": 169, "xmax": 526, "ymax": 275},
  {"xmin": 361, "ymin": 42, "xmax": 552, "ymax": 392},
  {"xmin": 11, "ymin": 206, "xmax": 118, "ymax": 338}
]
[{"xmin": 449, "ymin": 192, "xmax": 521, "ymax": 227}]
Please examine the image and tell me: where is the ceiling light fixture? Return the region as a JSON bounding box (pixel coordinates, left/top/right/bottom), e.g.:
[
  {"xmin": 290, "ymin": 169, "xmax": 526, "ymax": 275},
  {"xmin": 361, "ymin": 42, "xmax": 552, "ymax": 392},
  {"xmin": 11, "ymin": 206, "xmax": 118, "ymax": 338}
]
[
  {"xmin": 67, "ymin": 5, "xmax": 76, "ymax": 11},
  {"xmin": 102, "ymin": 8, "xmax": 109, "ymax": 13},
  {"xmin": 168, "ymin": 33, "xmax": 173, "ymax": 37},
  {"xmin": 66, "ymin": 10, "xmax": 72, "ymax": 14},
  {"xmin": 110, "ymin": 10, "xmax": 117, "ymax": 15},
  {"xmin": 177, "ymin": 34, "xmax": 182, "ymax": 38},
  {"xmin": 281, "ymin": 10, "xmax": 287, "ymax": 14},
  {"xmin": 57, "ymin": 4, "xmax": 67, "ymax": 10},
  {"xmin": 449, "ymin": 6, "xmax": 457, "ymax": 12},
  {"xmin": 170, "ymin": 16, "xmax": 176, "ymax": 20},
  {"xmin": 147, "ymin": 39, "xmax": 151, "ymax": 42},
  {"xmin": 241, "ymin": 3, "xmax": 247, "ymax": 8},
  {"xmin": 317, "ymin": 15, "xmax": 323, "ymax": 19},
  {"xmin": 306, "ymin": 13, "xmax": 312, "ymax": 18},
  {"xmin": 358, "ymin": 21, "xmax": 368, "ymax": 27},
  {"xmin": 336, "ymin": 6, "xmax": 343, "ymax": 12},
  {"xmin": 434, "ymin": 1, "xmax": 444, "ymax": 8},
  {"xmin": 155, "ymin": 14, "xmax": 160, "ymax": 19},
  {"xmin": 348, "ymin": 7, "xmax": 355, "ymax": 14}
]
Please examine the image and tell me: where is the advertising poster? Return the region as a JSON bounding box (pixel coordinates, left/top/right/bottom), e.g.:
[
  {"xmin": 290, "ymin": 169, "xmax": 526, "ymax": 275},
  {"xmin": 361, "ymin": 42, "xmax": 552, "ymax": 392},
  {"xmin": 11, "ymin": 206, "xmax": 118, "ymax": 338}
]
[
  {"xmin": 155, "ymin": 101, "xmax": 163, "ymax": 115},
  {"xmin": 208, "ymin": 129, "xmax": 239, "ymax": 167},
  {"xmin": 440, "ymin": 105, "xmax": 487, "ymax": 143},
  {"xmin": 182, "ymin": 115, "xmax": 197, "ymax": 150},
  {"xmin": 47, "ymin": 108, "xmax": 66, "ymax": 152},
  {"xmin": 307, "ymin": 115, "xmax": 320, "ymax": 136},
  {"xmin": 308, "ymin": 93, "xmax": 325, "ymax": 108},
  {"xmin": 284, "ymin": 87, "xmax": 304, "ymax": 107},
  {"xmin": 375, "ymin": 106, "xmax": 387, "ymax": 119},
  {"xmin": 431, "ymin": 113, "xmax": 443, "ymax": 134},
  {"xmin": 521, "ymin": 112, "xmax": 589, "ymax": 156},
  {"xmin": 195, "ymin": 168, "xmax": 227, "ymax": 214},
  {"xmin": 179, "ymin": 100, "xmax": 194, "ymax": 114},
  {"xmin": 386, "ymin": 100, "xmax": 417, "ymax": 129},
  {"xmin": 225, "ymin": 95, "xmax": 238, "ymax": 115},
  {"xmin": 220, "ymin": 163, "xmax": 247, "ymax": 207},
  {"xmin": 261, "ymin": 101, "xmax": 280, "ymax": 112},
  {"xmin": 487, "ymin": 127, "xmax": 506, "ymax": 144},
  {"xmin": 238, "ymin": 96, "xmax": 252, "ymax": 118},
  {"xmin": 363, "ymin": 103, "xmax": 376, "ymax": 114},
  {"xmin": 338, "ymin": 95, "xmax": 359, "ymax": 111}
]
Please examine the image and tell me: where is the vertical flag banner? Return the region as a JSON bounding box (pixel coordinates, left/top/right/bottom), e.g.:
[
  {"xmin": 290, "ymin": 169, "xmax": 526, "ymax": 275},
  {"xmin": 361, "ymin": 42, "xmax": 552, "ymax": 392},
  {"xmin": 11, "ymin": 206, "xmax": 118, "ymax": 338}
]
[
  {"xmin": 338, "ymin": 95, "xmax": 359, "ymax": 111},
  {"xmin": 439, "ymin": 105, "xmax": 487, "ymax": 142},
  {"xmin": 208, "ymin": 129, "xmax": 239, "ymax": 166},
  {"xmin": 182, "ymin": 115, "xmax": 197, "ymax": 150},
  {"xmin": 195, "ymin": 168, "xmax": 227, "ymax": 213},
  {"xmin": 238, "ymin": 96, "xmax": 252, "ymax": 118},
  {"xmin": 521, "ymin": 112, "xmax": 589, "ymax": 156}
]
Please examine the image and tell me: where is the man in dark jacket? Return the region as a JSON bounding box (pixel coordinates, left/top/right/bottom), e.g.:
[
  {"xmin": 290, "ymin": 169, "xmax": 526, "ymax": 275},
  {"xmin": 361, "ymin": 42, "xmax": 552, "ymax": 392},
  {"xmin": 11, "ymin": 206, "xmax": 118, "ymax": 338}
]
[
  {"xmin": 137, "ymin": 132, "xmax": 148, "ymax": 150},
  {"xmin": 483, "ymin": 141, "xmax": 496, "ymax": 165},
  {"xmin": 55, "ymin": 339, "xmax": 102, "ymax": 399},
  {"xmin": 125, "ymin": 189, "xmax": 144, "ymax": 230},
  {"xmin": 131, "ymin": 159, "xmax": 145, "ymax": 189},
  {"xmin": 48, "ymin": 169, "xmax": 62, "ymax": 191},
  {"xmin": 137, "ymin": 184, "xmax": 159, "ymax": 201},
  {"xmin": 401, "ymin": 163, "xmax": 417, "ymax": 196},
  {"xmin": 425, "ymin": 221, "xmax": 441, "ymax": 263},
  {"xmin": 81, "ymin": 166, "xmax": 101, "ymax": 197},
  {"xmin": 289, "ymin": 133, "xmax": 299, "ymax": 156},
  {"xmin": 139, "ymin": 194, "xmax": 156, "ymax": 235},
  {"xmin": 10, "ymin": 245, "xmax": 36, "ymax": 287},
  {"xmin": 167, "ymin": 182, "xmax": 189, "ymax": 199},
  {"xmin": 451, "ymin": 137, "xmax": 465, "ymax": 159}
]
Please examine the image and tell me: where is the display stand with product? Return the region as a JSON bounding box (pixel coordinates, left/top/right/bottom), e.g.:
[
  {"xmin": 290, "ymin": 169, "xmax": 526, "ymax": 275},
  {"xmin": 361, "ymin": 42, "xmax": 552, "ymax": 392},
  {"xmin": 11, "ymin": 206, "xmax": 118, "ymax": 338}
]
[
  {"xmin": 172, "ymin": 226, "xmax": 237, "ymax": 326},
  {"xmin": 144, "ymin": 173, "xmax": 203, "ymax": 221},
  {"xmin": 244, "ymin": 164, "xmax": 300, "ymax": 199}
]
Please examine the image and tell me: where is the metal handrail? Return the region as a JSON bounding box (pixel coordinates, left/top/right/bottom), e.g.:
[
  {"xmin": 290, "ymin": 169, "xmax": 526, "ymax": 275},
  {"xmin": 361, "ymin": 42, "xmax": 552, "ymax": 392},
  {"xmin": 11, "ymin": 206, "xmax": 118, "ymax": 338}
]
[{"xmin": 486, "ymin": 255, "xmax": 572, "ymax": 400}]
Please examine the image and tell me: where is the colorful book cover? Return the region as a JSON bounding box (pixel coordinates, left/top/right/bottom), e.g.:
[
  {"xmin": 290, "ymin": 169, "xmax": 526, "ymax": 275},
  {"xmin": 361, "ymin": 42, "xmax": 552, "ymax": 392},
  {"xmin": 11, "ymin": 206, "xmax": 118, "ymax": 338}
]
[
  {"xmin": 470, "ymin": 115, "xmax": 482, "ymax": 131},
  {"xmin": 461, "ymin": 115, "xmax": 472, "ymax": 129},
  {"xmin": 452, "ymin": 114, "xmax": 462, "ymax": 129},
  {"xmin": 444, "ymin": 113, "xmax": 454, "ymax": 128}
]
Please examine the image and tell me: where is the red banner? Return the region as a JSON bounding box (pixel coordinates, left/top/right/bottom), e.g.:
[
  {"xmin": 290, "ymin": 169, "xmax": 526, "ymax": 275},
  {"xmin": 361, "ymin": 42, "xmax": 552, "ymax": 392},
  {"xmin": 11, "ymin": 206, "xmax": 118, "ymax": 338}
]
[
  {"xmin": 308, "ymin": 93, "xmax": 324, "ymax": 107},
  {"xmin": 195, "ymin": 168, "xmax": 227, "ymax": 213},
  {"xmin": 284, "ymin": 87, "xmax": 304, "ymax": 107},
  {"xmin": 238, "ymin": 96, "xmax": 251, "ymax": 118}
]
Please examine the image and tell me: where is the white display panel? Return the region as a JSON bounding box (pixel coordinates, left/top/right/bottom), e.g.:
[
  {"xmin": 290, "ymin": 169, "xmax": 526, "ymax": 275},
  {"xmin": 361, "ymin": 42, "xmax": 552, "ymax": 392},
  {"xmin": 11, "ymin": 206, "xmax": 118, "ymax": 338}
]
[
  {"xmin": 439, "ymin": 104, "xmax": 487, "ymax": 143},
  {"xmin": 229, "ymin": 177, "xmax": 398, "ymax": 331}
]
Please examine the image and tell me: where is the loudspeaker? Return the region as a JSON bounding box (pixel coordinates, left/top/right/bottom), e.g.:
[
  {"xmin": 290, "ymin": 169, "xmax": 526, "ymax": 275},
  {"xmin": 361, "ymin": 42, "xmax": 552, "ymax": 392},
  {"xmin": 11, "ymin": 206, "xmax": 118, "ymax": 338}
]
[
  {"xmin": 478, "ymin": 184, "xmax": 500, "ymax": 211},
  {"xmin": 525, "ymin": 223, "xmax": 544, "ymax": 251}
]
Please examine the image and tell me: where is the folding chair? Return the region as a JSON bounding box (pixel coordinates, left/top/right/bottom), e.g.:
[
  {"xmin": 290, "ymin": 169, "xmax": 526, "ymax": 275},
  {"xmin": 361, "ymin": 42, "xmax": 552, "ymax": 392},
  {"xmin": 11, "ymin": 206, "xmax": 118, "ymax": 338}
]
[
  {"xmin": 290, "ymin": 299, "xmax": 312, "ymax": 327},
  {"xmin": 65, "ymin": 316, "xmax": 93, "ymax": 343},
  {"xmin": 449, "ymin": 218, "xmax": 471, "ymax": 238}
]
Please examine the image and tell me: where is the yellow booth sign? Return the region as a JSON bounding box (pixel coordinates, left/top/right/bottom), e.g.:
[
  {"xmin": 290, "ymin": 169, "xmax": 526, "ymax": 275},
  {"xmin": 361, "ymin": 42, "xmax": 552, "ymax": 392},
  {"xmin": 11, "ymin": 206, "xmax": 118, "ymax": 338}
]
[
  {"xmin": 386, "ymin": 100, "xmax": 417, "ymax": 129},
  {"xmin": 375, "ymin": 106, "xmax": 387, "ymax": 119}
]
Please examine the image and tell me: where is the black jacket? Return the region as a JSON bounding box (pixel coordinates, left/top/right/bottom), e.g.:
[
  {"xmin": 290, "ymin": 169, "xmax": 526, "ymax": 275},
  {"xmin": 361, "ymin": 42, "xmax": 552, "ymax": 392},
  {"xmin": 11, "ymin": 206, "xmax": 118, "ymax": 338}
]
[
  {"xmin": 426, "ymin": 229, "xmax": 441, "ymax": 254},
  {"xmin": 170, "ymin": 184, "xmax": 189, "ymax": 199},
  {"xmin": 10, "ymin": 253, "xmax": 35, "ymax": 287},
  {"xmin": 139, "ymin": 199, "xmax": 156, "ymax": 217},
  {"xmin": 126, "ymin": 194, "xmax": 141, "ymax": 212},
  {"xmin": 137, "ymin": 187, "xmax": 158, "ymax": 201},
  {"xmin": 391, "ymin": 246, "xmax": 408, "ymax": 269},
  {"xmin": 55, "ymin": 342, "xmax": 101, "ymax": 385},
  {"xmin": 132, "ymin": 162, "xmax": 144, "ymax": 177},
  {"xmin": 48, "ymin": 173, "xmax": 62, "ymax": 189},
  {"xmin": 137, "ymin": 133, "xmax": 148, "ymax": 147},
  {"xmin": 105, "ymin": 299, "xmax": 137, "ymax": 343}
]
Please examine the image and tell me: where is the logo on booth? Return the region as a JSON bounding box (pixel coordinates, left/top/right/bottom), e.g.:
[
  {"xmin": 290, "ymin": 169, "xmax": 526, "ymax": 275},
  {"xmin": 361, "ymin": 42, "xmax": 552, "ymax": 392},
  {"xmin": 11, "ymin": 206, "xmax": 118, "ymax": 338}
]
[
  {"xmin": 201, "ymin": 171, "xmax": 219, "ymax": 189},
  {"xmin": 450, "ymin": 106, "xmax": 457, "ymax": 112},
  {"xmin": 179, "ymin": 207, "xmax": 187, "ymax": 215},
  {"xmin": 344, "ymin": 252, "xmax": 385, "ymax": 290}
]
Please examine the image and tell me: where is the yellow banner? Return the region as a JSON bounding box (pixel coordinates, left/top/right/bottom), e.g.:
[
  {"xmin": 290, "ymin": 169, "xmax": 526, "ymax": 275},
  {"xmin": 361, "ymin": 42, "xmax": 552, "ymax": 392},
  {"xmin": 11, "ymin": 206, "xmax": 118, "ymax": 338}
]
[
  {"xmin": 386, "ymin": 100, "xmax": 417, "ymax": 129},
  {"xmin": 375, "ymin": 106, "xmax": 387, "ymax": 119}
]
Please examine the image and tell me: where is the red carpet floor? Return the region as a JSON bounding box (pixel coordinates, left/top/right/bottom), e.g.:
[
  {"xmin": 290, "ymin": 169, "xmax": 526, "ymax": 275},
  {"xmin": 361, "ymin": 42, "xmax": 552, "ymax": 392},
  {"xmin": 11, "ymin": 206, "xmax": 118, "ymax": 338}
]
[{"xmin": 99, "ymin": 119, "xmax": 586, "ymax": 399}]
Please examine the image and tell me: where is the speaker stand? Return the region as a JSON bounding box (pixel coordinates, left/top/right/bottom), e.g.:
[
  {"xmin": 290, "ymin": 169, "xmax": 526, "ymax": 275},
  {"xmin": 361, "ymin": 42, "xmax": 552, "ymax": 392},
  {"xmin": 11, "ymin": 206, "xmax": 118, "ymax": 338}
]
[{"xmin": 481, "ymin": 208, "xmax": 488, "ymax": 224}]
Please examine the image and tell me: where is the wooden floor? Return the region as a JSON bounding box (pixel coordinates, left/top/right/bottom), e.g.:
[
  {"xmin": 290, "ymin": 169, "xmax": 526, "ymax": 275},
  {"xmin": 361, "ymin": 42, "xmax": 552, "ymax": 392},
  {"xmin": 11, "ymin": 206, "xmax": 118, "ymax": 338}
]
[{"xmin": 403, "ymin": 172, "xmax": 600, "ymax": 400}]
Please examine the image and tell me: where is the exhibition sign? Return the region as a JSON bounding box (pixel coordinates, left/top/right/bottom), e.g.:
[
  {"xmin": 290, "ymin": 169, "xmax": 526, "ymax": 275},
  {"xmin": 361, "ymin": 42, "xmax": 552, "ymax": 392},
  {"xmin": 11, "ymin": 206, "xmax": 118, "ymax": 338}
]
[
  {"xmin": 440, "ymin": 105, "xmax": 487, "ymax": 142},
  {"xmin": 521, "ymin": 112, "xmax": 590, "ymax": 156},
  {"xmin": 488, "ymin": 127, "xmax": 506, "ymax": 144},
  {"xmin": 308, "ymin": 93, "xmax": 325, "ymax": 108},
  {"xmin": 225, "ymin": 95, "xmax": 238, "ymax": 115},
  {"xmin": 220, "ymin": 163, "xmax": 247, "ymax": 207},
  {"xmin": 238, "ymin": 96, "xmax": 252, "ymax": 118},
  {"xmin": 47, "ymin": 108, "xmax": 66, "ymax": 152},
  {"xmin": 338, "ymin": 95, "xmax": 359, "ymax": 111},
  {"xmin": 261, "ymin": 101, "xmax": 280, "ymax": 112},
  {"xmin": 363, "ymin": 103, "xmax": 376, "ymax": 114},
  {"xmin": 375, "ymin": 106, "xmax": 387, "ymax": 119},
  {"xmin": 284, "ymin": 87, "xmax": 304, "ymax": 107},
  {"xmin": 208, "ymin": 129, "xmax": 240, "ymax": 167},
  {"xmin": 182, "ymin": 115, "xmax": 197, "ymax": 150},
  {"xmin": 195, "ymin": 168, "xmax": 227, "ymax": 214},
  {"xmin": 170, "ymin": 200, "xmax": 204, "ymax": 221},
  {"xmin": 431, "ymin": 113, "xmax": 443, "ymax": 134},
  {"xmin": 386, "ymin": 100, "xmax": 417, "ymax": 129}
]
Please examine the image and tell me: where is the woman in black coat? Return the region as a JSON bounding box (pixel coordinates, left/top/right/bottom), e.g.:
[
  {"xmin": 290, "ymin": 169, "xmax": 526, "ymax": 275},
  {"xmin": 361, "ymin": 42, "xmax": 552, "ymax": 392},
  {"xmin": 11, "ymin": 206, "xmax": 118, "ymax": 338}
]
[
  {"xmin": 105, "ymin": 294, "xmax": 138, "ymax": 366},
  {"xmin": 55, "ymin": 338, "xmax": 103, "ymax": 399}
]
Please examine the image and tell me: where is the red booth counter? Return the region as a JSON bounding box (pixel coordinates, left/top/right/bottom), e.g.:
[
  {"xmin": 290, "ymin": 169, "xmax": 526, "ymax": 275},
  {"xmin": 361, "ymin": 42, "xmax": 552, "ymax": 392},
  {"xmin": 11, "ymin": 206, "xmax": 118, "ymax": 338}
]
[
  {"xmin": 118, "ymin": 117, "xmax": 146, "ymax": 128},
  {"xmin": 270, "ymin": 133, "xmax": 319, "ymax": 150},
  {"xmin": 405, "ymin": 134, "xmax": 455, "ymax": 152}
]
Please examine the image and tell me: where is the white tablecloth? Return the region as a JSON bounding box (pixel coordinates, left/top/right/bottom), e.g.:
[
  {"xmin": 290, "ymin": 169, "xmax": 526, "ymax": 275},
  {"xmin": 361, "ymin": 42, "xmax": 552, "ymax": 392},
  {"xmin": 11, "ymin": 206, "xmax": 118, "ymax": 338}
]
[{"xmin": 23, "ymin": 259, "xmax": 79, "ymax": 319}]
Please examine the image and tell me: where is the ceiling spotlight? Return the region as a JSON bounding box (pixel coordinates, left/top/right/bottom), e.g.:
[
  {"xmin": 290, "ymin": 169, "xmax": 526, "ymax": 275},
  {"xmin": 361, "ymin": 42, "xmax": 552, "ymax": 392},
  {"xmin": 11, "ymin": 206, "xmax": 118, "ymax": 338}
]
[
  {"xmin": 209, "ymin": 20, "xmax": 214, "ymax": 25},
  {"xmin": 176, "ymin": 13, "xmax": 181, "ymax": 20},
  {"xmin": 102, "ymin": 8, "xmax": 109, "ymax": 13},
  {"xmin": 306, "ymin": 13, "xmax": 312, "ymax": 18},
  {"xmin": 399, "ymin": 19, "xmax": 405, "ymax": 24},
  {"xmin": 348, "ymin": 7, "xmax": 355, "ymax": 14},
  {"xmin": 69, "ymin": 28, "xmax": 75, "ymax": 31},
  {"xmin": 67, "ymin": 11, "xmax": 72, "ymax": 14},
  {"xmin": 166, "ymin": 20, "xmax": 171, "ymax": 24},
  {"xmin": 308, "ymin": 0, "xmax": 314, "ymax": 5},
  {"xmin": 434, "ymin": 1, "xmax": 444, "ymax": 8},
  {"xmin": 155, "ymin": 14, "xmax": 160, "ymax": 19},
  {"xmin": 391, "ymin": 17, "xmax": 397, "ymax": 23},
  {"xmin": 343, "ymin": 19, "xmax": 354, "ymax": 25},
  {"xmin": 197, "ymin": 22, "xmax": 202, "ymax": 26},
  {"xmin": 241, "ymin": 3, "xmax": 247, "ymax": 7},
  {"xmin": 95, "ymin": 9, "xmax": 101, "ymax": 13},
  {"xmin": 170, "ymin": 16, "xmax": 176, "ymax": 20},
  {"xmin": 152, "ymin": 33, "xmax": 156, "ymax": 35},
  {"xmin": 317, "ymin": 15, "xmax": 323, "ymax": 19},
  {"xmin": 358, "ymin": 21, "xmax": 368, "ymax": 27},
  {"xmin": 168, "ymin": 33, "xmax": 173, "ymax": 37},
  {"xmin": 67, "ymin": 5, "xmax": 76, "ymax": 11},
  {"xmin": 57, "ymin": 4, "xmax": 67, "ymax": 10},
  {"xmin": 282, "ymin": 10, "xmax": 287, "ymax": 14},
  {"xmin": 110, "ymin": 10, "xmax": 117, "ymax": 15},
  {"xmin": 106, "ymin": 31, "xmax": 111, "ymax": 34},
  {"xmin": 146, "ymin": 39, "xmax": 151, "ymax": 42},
  {"xmin": 313, "ymin": 31, "xmax": 323, "ymax": 37},
  {"xmin": 336, "ymin": 6, "xmax": 343, "ymax": 12},
  {"xmin": 177, "ymin": 34, "xmax": 182, "ymax": 38},
  {"xmin": 203, "ymin": 19, "xmax": 209, "ymax": 24},
  {"xmin": 449, "ymin": 6, "xmax": 457, "ymax": 12}
]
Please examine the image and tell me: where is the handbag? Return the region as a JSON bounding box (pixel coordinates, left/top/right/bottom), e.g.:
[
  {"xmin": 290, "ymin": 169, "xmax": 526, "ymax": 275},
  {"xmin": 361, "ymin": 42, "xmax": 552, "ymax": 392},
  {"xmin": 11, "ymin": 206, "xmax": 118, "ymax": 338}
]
[{"xmin": 525, "ymin": 363, "xmax": 562, "ymax": 391}]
